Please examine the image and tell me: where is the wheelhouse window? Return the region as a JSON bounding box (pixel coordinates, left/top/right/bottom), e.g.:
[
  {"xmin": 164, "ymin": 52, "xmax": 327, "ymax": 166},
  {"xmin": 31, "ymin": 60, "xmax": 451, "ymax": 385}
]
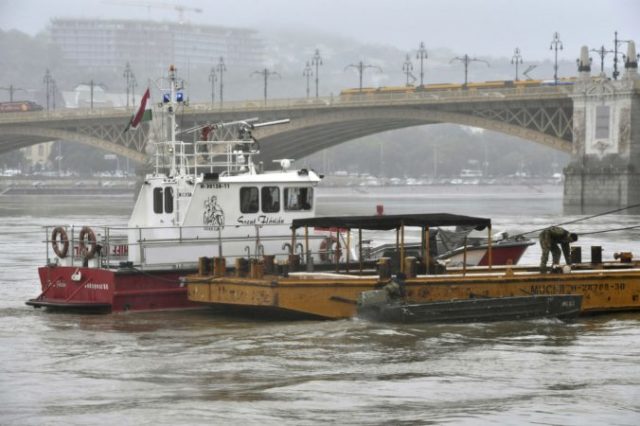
[
  {"xmin": 240, "ymin": 187, "xmax": 259, "ymax": 213},
  {"xmin": 164, "ymin": 187, "xmax": 174, "ymax": 213},
  {"xmin": 261, "ymin": 186, "xmax": 280, "ymax": 213},
  {"xmin": 153, "ymin": 186, "xmax": 174, "ymax": 214},
  {"xmin": 284, "ymin": 187, "xmax": 313, "ymax": 211},
  {"xmin": 153, "ymin": 187, "xmax": 163, "ymax": 214}
]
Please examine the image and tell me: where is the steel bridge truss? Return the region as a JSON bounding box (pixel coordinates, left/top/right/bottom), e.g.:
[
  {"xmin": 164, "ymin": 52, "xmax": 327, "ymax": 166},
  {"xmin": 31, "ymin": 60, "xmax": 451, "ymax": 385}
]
[
  {"xmin": 75, "ymin": 122, "xmax": 150, "ymax": 153},
  {"xmin": 471, "ymin": 105, "xmax": 573, "ymax": 142}
]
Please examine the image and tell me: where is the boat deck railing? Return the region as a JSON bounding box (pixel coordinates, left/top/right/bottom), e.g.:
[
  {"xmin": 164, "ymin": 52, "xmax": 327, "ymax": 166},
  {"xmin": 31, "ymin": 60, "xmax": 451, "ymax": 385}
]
[
  {"xmin": 152, "ymin": 139, "xmax": 260, "ymax": 179},
  {"xmin": 43, "ymin": 223, "xmax": 348, "ymax": 270}
]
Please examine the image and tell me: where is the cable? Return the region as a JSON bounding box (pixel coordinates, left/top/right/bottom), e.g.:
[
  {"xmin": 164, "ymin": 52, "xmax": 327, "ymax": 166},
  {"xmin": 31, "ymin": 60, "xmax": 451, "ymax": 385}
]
[
  {"xmin": 577, "ymin": 224, "xmax": 640, "ymax": 236},
  {"xmin": 515, "ymin": 202, "xmax": 640, "ymax": 238}
]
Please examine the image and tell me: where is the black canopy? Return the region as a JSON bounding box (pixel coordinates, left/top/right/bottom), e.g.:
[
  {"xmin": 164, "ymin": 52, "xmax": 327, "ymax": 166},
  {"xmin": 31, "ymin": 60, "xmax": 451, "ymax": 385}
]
[{"xmin": 291, "ymin": 213, "xmax": 491, "ymax": 231}]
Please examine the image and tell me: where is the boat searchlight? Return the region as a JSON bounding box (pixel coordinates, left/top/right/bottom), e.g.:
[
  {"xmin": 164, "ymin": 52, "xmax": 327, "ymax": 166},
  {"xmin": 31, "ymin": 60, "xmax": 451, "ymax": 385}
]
[{"xmin": 274, "ymin": 159, "xmax": 293, "ymax": 171}]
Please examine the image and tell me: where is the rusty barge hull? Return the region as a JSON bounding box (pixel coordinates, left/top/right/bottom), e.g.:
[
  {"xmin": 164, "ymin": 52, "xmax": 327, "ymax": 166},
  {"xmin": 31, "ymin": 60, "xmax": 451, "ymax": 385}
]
[{"xmin": 187, "ymin": 267, "xmax": 640, "ymax": 320}]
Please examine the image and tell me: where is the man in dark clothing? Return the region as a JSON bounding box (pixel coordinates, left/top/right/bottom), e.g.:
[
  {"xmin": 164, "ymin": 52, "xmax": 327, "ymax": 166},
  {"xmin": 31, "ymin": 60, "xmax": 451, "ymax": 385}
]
[{"xmin": 539, "ymin": 226, "xmax": 578, "ymax": 273}]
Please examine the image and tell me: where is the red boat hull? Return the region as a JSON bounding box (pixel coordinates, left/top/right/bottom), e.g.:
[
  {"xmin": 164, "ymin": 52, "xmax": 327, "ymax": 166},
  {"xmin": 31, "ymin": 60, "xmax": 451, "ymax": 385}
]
[
  {"xmin": 28, "ymin": 265, "xmax": 200, "ymax": 313},
  {"xmin": 478, "ymin": 242, "xmax": 532, "ymax": 266}
]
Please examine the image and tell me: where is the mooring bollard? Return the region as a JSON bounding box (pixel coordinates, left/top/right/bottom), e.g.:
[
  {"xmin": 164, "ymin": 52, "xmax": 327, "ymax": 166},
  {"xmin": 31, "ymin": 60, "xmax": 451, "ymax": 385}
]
[
  {"xmin": 571, "ymin": 246, "xmax": 582, "ymax": 264},
  {"xmin": 404, "ymin": 256, "xmax": 417, "ymax": 278},
  {"xmin": 378, "ymin": 257, "xmax": 391, "ymax": 280},
  {"xmin": 198, "ymin": 256, "xmax": 212, "ymax": 276},
  {"xmin": 213, "ymin": 257, "xmax": 226, "ymax": 277},
  {"xmin": 235, "ymin": 257, "xmax": 249, "ymax": 277},
  {"xmin": 262, "ymin": 255, "xmax": 275, "ymax": 274},
  {"xmin": 250, "ymin": 259, "xmax": 264, "ymax": 279}
]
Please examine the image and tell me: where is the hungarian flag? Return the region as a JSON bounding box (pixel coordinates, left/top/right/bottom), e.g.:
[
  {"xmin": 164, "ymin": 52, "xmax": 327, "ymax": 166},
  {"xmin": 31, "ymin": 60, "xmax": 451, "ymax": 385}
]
[{"xmin": 125, "ymin": 88, "xmax": 152, "ymax": 131}]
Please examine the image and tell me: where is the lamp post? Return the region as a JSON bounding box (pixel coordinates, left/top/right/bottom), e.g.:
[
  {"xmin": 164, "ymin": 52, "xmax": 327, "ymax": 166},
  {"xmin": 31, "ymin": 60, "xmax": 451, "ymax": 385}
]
[
  {"xmin": 449, "ymin": 55, "xmax": 489, "ymax": 87},
  {"xmin": 51, "ymin": 79, "xmax": 57, "ymax": 110},
  {"xmin": 251, "ymin": 68, "xmax": 280, "ymax": 106},
  {"xmin": 416, "ymin": 41, "xmax": 428, "ymax": 87},
  {"xmin": 216, "ymin": 57, "xmax": 226, "ymax": 107},
  {"xmin": 511, "ymin": 48, "xmax": 523, "ymax": 81},
  {"xmin": 81, "ymin": 80, "xmax": 106, "ymax": 111},
  {"xmin": 311, "ymin": 48, "xmax": 322, "ymax": 98},
  {"xmin": 590, "ymin": 46, "xmax": 613, "ymax": 74},
  {"xmin": 549, "ymin": 32, "xmax": 563, "ymax": 85},
  {"xmin": 402, "ymin": 54, "xmax": 415, "ymax": 86},
  {"xmin": 612, "ymin": 31, "xmax": 633, "ymax": 80},
  {"xmin": 43, "ymin": 69, "xmax": 53, "ymax": 111},
  {"xmin": 0, "ymin": 85, "xmax": 26, "ymax": 102},
  {"xmin": 123, "ymin": 62, "xmax": 136, "ymax": 108},
  {"xmin": 303, "ymin": 61, "xmax": 313, "ymax": 98},
  {"xmin": 89, "ymin": 80, "xmax": 95, "ymax": 110},
  {"xmin": 208, "ymin": 67, "xmax": 217, "ymax": 104},
  {"xmin": 344, "ymin": 61, "xmax": 383, "ymax": 92}
]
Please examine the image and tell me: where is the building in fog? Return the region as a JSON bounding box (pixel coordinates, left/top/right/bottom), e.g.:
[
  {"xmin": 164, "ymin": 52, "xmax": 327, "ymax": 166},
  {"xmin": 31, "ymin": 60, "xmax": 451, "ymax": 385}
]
[
  {"xmin": 23, "ymin": 142, "xmax": 54, "ymax": 171},
  {"xmin": 49, "ymin": 18, "xmax": 266, "ymax": 73}
]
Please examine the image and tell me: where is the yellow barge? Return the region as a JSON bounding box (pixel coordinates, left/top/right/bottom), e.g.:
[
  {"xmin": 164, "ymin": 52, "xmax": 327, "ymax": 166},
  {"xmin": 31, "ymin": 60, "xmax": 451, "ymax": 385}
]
[{"xmin": 186, "ymin": 214, "xmax": 640, "ymax": 319}]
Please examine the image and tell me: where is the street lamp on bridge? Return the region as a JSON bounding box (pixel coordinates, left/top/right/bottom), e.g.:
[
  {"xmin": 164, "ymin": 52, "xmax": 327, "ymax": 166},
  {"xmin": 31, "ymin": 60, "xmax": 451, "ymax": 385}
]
[
  {"xmin": 311, "ymin": 48, "xmax": 322, "ymax": 98},
  {"xmin": 216, "ymin": 57, "xmax": 227, "ymax": 107},
  {"xmin": 51, "ymin": 79, "xmax": 57, "ymax": 110},
  {"xmin": 0, "ymin": 85, "xmax": 26, "ymax": 102},
  {"xmin": 449, "ymin": 55, "xmax": 489, "ymax": 88},
  {"xmin": 549, "ymin": 32, "xmax": 563, "ymax": 85},
  {"xmin": 402, "ymin": 54, "xmax": 416, "ymax": 86},
  {"xmin": 208, "ymin": 67, "xmax": 217, "ymax": 105},
  {"xmin": 43, "ymin": 69, "xmax": 54, "ymax": 111},
  {"xmin": 344, "ymin": 61, "xmax": 383, "ymax": 92},
  {"xmin": 612, "ymin": 31, "xmax": 635, "ymax": 80},
  {"xmin": 80, "ymin": 80, "xmax": 107, "ymax": 111},
  {"xmin": 123, "ymin": 62, "xmax": 137, "ymax": 108},
  {"xmin": 590, "ymin": 46, "xmax": 612, "ymax": 74},
  {"xmin": 511, "ymin": 48, "xmax": 523, "ymax": 81},
  {"xmin": 303, "ymin": 61, "xmax": 313, "ymax": 98},
  {"xmin": 416, "ymin": 41, "xmax": 428, "ymax": 87},
  {"xmin": 251, "ymin": 68, "xmax": 281, "ymax": 106}
]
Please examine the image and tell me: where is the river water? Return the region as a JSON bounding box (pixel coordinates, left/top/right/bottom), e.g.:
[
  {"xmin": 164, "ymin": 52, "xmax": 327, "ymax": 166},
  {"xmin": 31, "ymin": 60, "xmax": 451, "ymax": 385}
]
[{"xmin": 1, "ymin": 186, "xmax": 639, "ymax": 425}]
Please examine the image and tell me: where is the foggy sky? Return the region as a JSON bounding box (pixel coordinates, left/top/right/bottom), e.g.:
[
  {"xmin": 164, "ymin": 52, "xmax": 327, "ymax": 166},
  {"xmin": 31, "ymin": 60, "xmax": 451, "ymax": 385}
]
[{"xmin": 1, "ymin": 0, "xmax": 639, "ymax": 60}]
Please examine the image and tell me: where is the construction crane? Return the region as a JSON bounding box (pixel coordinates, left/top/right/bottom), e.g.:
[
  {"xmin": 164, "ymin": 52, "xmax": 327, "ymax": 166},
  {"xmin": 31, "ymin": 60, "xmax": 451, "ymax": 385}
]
[{"xmin": 103, "ymin": 1, "xmax": 203, "ymax": 23}]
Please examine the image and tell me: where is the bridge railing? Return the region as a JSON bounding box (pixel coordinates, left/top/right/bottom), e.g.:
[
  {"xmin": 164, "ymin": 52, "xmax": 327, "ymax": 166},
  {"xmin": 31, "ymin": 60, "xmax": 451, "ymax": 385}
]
[
  {"xmin": 0, "ymin": 106, "xmax": 133, "ymax": 123},
  {"xmin": 173, "ymin": 84, "xmax": 575, "ymax": 112},
  {"xmin": 0, "ymin": 84, "xmax": 576, "ymax": 124}
]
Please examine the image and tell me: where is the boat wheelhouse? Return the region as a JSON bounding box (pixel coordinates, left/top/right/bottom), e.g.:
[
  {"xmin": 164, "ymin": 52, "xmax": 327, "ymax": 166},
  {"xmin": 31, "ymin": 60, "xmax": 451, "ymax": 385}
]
[{"xmin": 27, "ymin": 66, "xmax": 327, "ymax": 313}]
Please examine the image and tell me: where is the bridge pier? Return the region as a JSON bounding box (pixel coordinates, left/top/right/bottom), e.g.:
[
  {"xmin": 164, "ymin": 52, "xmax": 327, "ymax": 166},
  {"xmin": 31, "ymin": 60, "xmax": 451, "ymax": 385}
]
[{"xmin": 564, "ymin": 42, "xmax": 640, "ymax": 213}]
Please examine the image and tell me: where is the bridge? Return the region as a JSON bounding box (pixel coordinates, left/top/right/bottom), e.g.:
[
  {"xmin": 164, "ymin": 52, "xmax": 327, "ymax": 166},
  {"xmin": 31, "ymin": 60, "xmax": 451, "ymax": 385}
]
[
  {"xmin": 0, "ymin": 84, "xmax": 574, "ymax": 166},
  {"xmin": 1, "ymin": 44, "xmax": 639, "ymax": 211}
]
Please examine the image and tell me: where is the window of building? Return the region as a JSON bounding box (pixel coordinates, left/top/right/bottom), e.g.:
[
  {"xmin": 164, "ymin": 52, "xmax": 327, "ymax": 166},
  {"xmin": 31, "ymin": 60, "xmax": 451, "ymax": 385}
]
[
  {"xmin": 284, "ymin": 187, "xmax": 313, "ymax": 211},
  {"xmin": 153, "ymin": 187, "xmax": 163, "ymax": 214},
  {"xmin": 164, "ymin": 187, "xmax": 174, "ymax": 213},
  {"xmin": 261, "ymin": 186, "xmax": 280, "ymax": 213},
  {"xmin": 595, "ymin": 105, "xmax": 610, "ymax": 139},
  {"xmin": 240, "ymin": 187, "xmax": 259, "ymax": 213}
]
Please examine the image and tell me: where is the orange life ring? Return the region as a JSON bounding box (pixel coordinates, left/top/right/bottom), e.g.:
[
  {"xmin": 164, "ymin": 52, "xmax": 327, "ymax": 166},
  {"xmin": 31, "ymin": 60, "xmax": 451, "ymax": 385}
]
[
  {"xmin": 319, "ymin": 235, "xmax": 342, "ymax": 263},
  {"xmin": 79, "ymin": 226, "xmax": 97, "ymax": 259},
  {"xmin": 51, "ymin": 227, "xmax": 69, "ymax": 258}
]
